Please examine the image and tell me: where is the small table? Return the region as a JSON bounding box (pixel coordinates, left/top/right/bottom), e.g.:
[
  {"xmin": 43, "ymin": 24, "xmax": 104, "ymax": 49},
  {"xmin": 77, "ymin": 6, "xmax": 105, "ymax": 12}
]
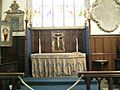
[{"xmin": 93, "ymin": 60, "xmax": 108, "ymax": 70}]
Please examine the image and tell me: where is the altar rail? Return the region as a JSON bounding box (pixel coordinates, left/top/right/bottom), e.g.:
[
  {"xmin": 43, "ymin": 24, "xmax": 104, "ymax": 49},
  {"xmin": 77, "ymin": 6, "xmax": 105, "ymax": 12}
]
[{"xmin": 78, "ymin": 71, "xmax": 120, "ymax": 90}]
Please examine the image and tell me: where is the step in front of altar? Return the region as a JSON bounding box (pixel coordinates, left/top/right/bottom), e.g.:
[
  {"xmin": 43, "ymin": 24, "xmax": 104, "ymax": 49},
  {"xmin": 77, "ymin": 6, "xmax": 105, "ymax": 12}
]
[{"xmin": 18, "ymin": 77, "xmax": 98, "ymax": 90}]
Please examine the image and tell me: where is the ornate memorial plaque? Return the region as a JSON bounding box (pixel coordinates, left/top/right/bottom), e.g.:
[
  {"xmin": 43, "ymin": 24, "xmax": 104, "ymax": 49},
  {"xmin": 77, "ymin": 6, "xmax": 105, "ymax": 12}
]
[
  {"xmin": 5, "ymin": 1, "xmax": 24, "ymax": 32},
  {"xmin": 91, "ymin": 0, "xmax": 120, "ymax": 32}
]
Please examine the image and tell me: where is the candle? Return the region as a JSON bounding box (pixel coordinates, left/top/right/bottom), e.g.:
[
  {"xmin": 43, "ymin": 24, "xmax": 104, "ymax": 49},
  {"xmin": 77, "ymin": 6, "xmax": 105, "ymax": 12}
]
[
  {"xmin": 39, "ymin": 38, "xmax": 41, "ymax": 53},
  {"xmin": 76, "ymin": 37, "xmax": 78, "ymax": 52}
]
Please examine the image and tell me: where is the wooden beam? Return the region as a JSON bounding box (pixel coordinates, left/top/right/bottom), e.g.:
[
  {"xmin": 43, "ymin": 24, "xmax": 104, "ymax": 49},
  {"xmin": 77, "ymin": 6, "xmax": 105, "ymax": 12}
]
[
  {"xmin": 78, "ymin": 71, "xmax": 120, "ymax": 78},
  {"xmin": 0, "ymin": 72, "xmax": 24, "ymax": 78}
]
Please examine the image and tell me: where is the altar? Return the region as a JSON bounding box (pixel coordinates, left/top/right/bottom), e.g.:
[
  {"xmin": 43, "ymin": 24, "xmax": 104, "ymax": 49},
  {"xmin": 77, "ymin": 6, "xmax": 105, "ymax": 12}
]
[{"xmin": 31, "ymin": 52, "xmax": 86, "ymax": 77}]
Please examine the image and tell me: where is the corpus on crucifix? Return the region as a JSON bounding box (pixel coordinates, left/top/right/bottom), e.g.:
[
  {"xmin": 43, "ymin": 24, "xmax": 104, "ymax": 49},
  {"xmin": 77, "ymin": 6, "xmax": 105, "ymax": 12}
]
[{"xmin": 52, "ymin": 31, "xmax": 65, "ymax": 52}]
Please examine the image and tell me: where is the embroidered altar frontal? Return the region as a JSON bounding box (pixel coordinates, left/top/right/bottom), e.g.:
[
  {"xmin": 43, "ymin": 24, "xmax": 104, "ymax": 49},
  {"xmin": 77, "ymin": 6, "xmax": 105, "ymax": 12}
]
[{"xmin": 31, "ymin": 52, "xmax": 86, "ymax": 77}]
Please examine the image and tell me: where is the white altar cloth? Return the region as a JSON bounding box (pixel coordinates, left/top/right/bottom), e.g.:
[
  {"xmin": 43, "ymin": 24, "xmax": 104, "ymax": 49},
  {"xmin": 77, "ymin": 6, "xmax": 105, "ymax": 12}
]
[{"xmin": 31, "ymin": 52, "xmax": 86, "ymax": 77}]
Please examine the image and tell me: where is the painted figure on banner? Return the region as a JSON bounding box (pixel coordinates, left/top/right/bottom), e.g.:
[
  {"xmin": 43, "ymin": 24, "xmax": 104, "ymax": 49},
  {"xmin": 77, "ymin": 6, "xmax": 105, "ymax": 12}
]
[{"xmin": 2, "ymin": 27, "xmax": 9, "ymax": 42}]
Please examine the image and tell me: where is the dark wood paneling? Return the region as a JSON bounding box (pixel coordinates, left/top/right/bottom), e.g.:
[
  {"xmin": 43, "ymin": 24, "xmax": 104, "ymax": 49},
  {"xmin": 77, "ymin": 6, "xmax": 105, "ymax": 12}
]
[
  {"xmin": 95, "ymin": 38, "xmax": 104, "ymax": 53},
  {"xmin": 90, "ymin": 35, "xmax": 120, "ymax": 70},
  {"xmin": 31, "ymin": 29, "xmax": 85, "ymax": 53},
  {"xmin": 104, "ymin": 38, "xmax": 111, "ymax": 53},
  {"xmin": 91, "ymin": 53, "xmax": 116, "ymax": 70},
  {"xmin": 31, "ymin": 31, "xmax": 39, "ymax": 53},
  {"xmin": 1, "ymin": 36, "xmax": 25, "ymax": 72}
]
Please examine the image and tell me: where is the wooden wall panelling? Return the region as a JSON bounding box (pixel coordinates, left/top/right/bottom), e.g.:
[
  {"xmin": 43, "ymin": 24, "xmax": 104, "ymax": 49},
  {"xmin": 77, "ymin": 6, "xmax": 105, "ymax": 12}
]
[
  {"xmin": 116, "ymin": 37, "xmax": 120, "ymax": 49},
  {"xmin": 95, "ymin": 37, "xmax": 104, "ymax": 53},
  {"xmin": 1, "ymin": 37, "xmax": 17, "ymax": 63},
  {"xmin": 40, "ymin": 30, "xmax": 51, "ymax": 53},
  {"xmin": 35, "ymin": 31, "xmax": 39, "ymax": 53},
  {"xmin": 70, "ymin": 30, "xmax": 74, "ymax": 52},
  {"xmin": 40, "ymin": 31, "xmax": 44, "ymax": 52},
  {"xmin": 65, "ymin": 30, "xmax": 69, "ymax": 52},
  {"xmin": 116, "ymin": 37, "xmax": 120, "ymax": 58},
  {"xmin": 78, "ymin": 30, "xmax": 85, "ymax": 53},
  {"xmin": 104, "ymin": 37, "xmax": 112, "ymax": 53},
  {"xmin": 40, "ymin": 31, "xmax": 44, "ymax": 53},
  {"xmin": 90, "ymin": 37, "xmax": 95, "ymax": 53},
  {"xmin": 1, "ymin": 36, "xmax": 25, "ymax": 72},
  {"xmin": 1, "ymin": 47, "xmax": 16, "ymax": 63},
  {"xmin": 49, "ymin": 30, "xmax": 52, "ymax": 52},
  {"xmin": 64, "ymin": 30, "xmax": 69, "ymax": 52},
  {"xmin": 31, "ymin": 29, "xmax": 86, "ymax": 53},
  {"xmin": 90, "ymin": 35, "xmax": 119, "ymax": 71},
  {"xmin": 69, "ymin": 30, "xmax": 72, "ymax": 52},
  {"xmin": 110, "ymin": 37, "xmax": 116, "ymax": 53},
  {"xmin": 16, "ymin": 37, "xmax": 25, "ymax": 71},
  {"xmin": 44, "ymin": 30, "xmax": 47, "ymax": 53},
  {"xmin": 31, "ymin": 30, "xmax": 39, "ymax": 53},
  {"xmin": 31, "ymin": 30, "xmax": 35, "ymax": 53},
  {"xmin": 71, "ymin": 30, "xmax": 76, "ymax": 52},
  {"xmin": 45, "ymin": 30, "xmax": 51, "ymax": 53},
  {"xmin": 91, "ymin": 53, "xmax": 116, "ymax": 70},
  {"xmin": 107, "ymin": 37, "xmax": 116, "ymax": 70}
]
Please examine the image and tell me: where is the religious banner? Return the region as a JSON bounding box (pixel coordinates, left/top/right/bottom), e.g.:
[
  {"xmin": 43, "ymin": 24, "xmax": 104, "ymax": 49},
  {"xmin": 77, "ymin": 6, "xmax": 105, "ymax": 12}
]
[{"xmin": 0, "ymin": 21, "xmax": 12, "ymax": 47}]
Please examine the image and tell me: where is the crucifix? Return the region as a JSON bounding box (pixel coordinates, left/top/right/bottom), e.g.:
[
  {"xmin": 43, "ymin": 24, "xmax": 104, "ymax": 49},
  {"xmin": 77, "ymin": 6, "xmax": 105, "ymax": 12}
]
[{"xmin": 52, "ymin": 31, "xmax": 65, "ymax": 52}]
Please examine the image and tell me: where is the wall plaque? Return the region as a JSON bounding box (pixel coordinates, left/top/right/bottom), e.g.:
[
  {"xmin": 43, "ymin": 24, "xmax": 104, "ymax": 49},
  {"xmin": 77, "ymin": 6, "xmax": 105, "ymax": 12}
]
[
  {"xmin": 91, "ymin": 0, "xmax": 120, "ymax": 32},
  {"xmin": 5, "ymin": 1, "xmax": 24, "ymax": 32}
]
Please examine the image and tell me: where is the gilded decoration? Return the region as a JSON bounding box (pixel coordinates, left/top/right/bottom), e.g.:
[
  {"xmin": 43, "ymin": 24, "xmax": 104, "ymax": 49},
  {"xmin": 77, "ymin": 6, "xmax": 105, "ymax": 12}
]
[
  {"xmin": 91, "ymin": 0, "xmax": 120, "ymax": 32},
  {"xmin": 5, "ymin": 1, "xmax": 24, "ymax": 32}
]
